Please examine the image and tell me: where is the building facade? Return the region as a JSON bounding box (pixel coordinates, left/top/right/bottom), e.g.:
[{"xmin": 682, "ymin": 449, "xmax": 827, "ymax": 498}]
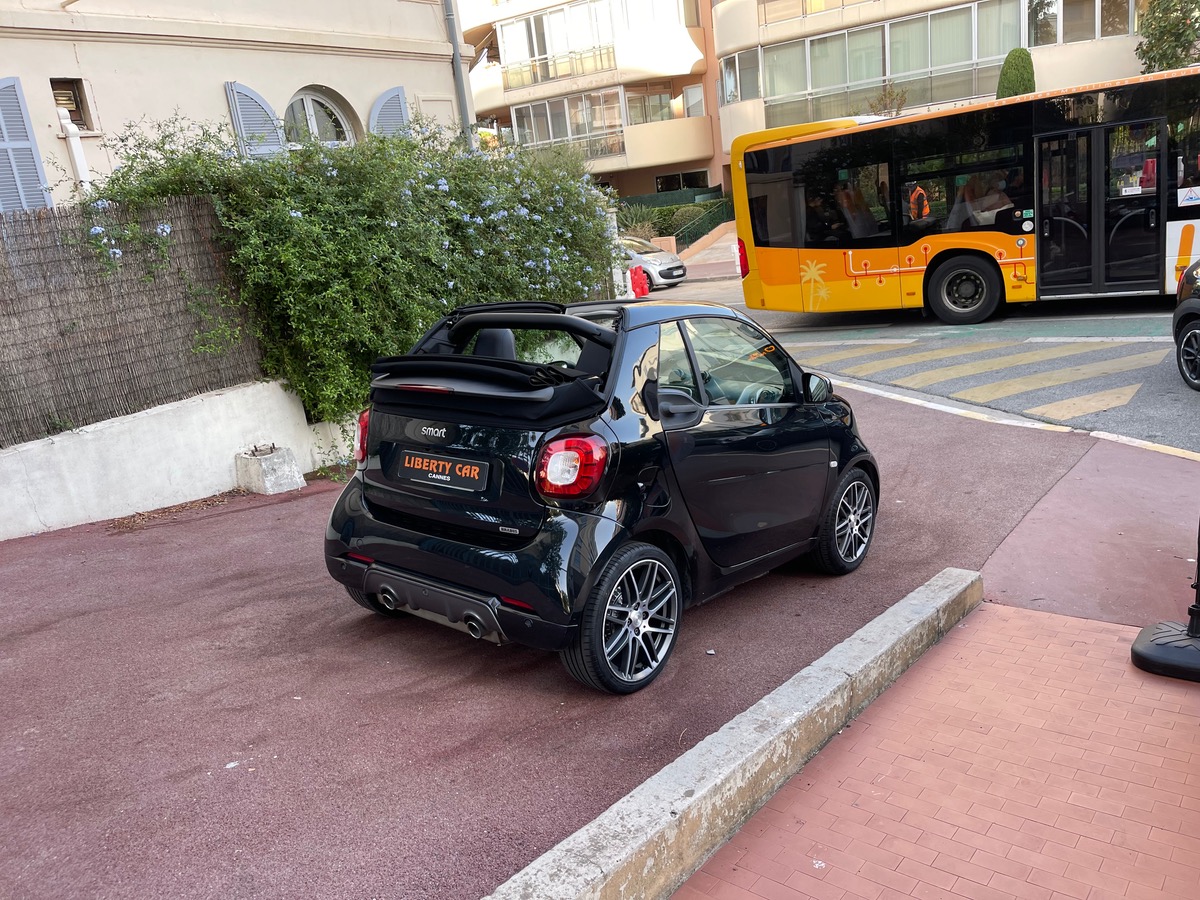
[
  {"xmin": 0, "ymin": 0, "xmax": 474, "ymax": 210},
  {"xmin": 460, "ymin": 0, "xmax": 724, "ymax": 198},
  {"xmin": 463, "ymin": 0, "xmax": 1152, "ymax": 200},
  {"xmin": 712, "ymin": 0, "xmax": 1146, "ymax": 163}
]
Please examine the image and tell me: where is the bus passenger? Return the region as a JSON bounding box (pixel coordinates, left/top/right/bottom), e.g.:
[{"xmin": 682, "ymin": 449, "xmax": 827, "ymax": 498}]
[
  {"xmin": 836, "ymin": 183, "xmax": 878, "ymax": 238},
  {"xmin": 908, "ymin": 181, "xmax": 931, "ymax": 221},
  {"xmin": 947, "ymin": 172, "xmax": 1012, "ymax": 229}
]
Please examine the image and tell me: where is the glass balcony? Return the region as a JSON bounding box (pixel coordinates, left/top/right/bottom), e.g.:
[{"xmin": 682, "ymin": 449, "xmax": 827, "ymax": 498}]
[{"xmin": 502, "ymin": 46, "xmax": 617, "ymax": 91}]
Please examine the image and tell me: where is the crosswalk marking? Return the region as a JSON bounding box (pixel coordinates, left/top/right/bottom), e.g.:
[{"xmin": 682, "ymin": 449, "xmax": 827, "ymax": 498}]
[
  {"xmin": 841, "ymin": 342, "xmax": 1020, "ymax": 377},
  {"xmin": 952, "ymin": 348, "xmax": 1170, "ymax": 402},
  {"xmin": 893, "ymin": 342, "xmax": 1129, "ymax": 389},
  {"xmin": 791, "ymin": 344, "xmax": 909, "ymax": 366},
  {"xmin": 1024, "ymin": 384, "xmax": 1143, "ymax": 420}
]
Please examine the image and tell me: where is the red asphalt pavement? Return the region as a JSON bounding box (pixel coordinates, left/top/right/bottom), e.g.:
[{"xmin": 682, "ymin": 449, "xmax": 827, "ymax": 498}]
[{"xmin": 2, "ymin": 387, "xmax": 1197, "ymax": 900}]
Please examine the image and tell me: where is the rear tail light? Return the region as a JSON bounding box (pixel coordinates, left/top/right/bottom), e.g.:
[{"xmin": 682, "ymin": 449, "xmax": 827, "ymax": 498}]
[
  {"xmin": 353, "ymin": 408, "xmax": 370, "ymax": 464},
  {"xmin": 535, "ymin": 435, "xmax": 608, "ymax": 499},
  {"xmin": 737, "ymin": 239, "xmax": 749, "ymax": 279}
]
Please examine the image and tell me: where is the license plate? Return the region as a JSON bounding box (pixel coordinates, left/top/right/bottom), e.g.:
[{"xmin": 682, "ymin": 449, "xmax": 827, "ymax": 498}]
[{"xmin": 397, "ymin": 450, "xmax": 489, "ymax": 491}]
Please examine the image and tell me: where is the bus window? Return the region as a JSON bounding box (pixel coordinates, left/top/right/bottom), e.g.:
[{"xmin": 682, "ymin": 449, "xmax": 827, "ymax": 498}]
[
  {"xmin": 745, "ymin": 146, "xmax": 802, "ymax": 248},
  {"xmin": 803, "ymin": 164, "xmax": 893, "ymax": 247}
]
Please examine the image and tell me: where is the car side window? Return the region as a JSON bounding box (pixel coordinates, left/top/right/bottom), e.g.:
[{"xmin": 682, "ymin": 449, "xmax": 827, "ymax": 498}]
[
  {"xmin": 681, "ymin": 318, "xmax": 795, "ymax": 406},
  {"xmin": 658, "ymin": 322, "xmax": 700, "ymax": 400}
]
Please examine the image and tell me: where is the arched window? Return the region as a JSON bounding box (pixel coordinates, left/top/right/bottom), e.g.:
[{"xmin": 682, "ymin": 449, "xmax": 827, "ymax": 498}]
[{"xmin": 284, "ymin": 90, "xmax": 356, "ymax": 146}]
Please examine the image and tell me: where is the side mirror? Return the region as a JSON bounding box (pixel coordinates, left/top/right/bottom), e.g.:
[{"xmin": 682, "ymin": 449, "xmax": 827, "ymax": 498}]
[{"xmin": 805, "ymin": 372, "xmax": 833, "ymax": 403}]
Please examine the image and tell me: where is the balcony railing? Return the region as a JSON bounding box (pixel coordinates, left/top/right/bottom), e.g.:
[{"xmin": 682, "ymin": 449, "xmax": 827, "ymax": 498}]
[
  {"xmin": 512, "ymin": 128, "xmax": 626, "ymax": 160},
  {"xmin": 762, "ymin": 62, "xmax": 1003, "ymax": 128},
  {"xmin": 502, "ymin": 46, "xmax": 616, "ymax": 91}
]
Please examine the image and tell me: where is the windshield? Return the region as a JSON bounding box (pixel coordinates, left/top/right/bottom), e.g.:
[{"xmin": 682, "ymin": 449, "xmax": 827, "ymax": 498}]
[{"xmin": 621, "ymin": 236, "xmax": 660, "ymax": 253}]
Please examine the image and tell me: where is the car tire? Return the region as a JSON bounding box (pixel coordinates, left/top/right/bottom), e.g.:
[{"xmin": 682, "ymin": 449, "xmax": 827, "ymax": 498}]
[
  {"xmin": 345, "ymin": 585, "xmax": 407, "ymax": 618},
  {"xmin": 927, "ymin": 256, "xmax": 1002, "ymax": 325},
  {"xmin": 561, "ymin": 542, "xmax": 682, "ymax": 694},
  {"xmin": 1178, "ymin": 320, "xmax": 1200, "ymax": 391},
  {"xmin": 812, "ymin": 467, "xmax": 877, "ymax": 575}
]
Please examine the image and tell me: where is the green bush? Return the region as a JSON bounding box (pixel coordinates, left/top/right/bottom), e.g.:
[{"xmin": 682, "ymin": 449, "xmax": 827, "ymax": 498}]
[
  {"xmin": 617, "ymin": 203, "xmax": 658, "ymax": 240},
  {"xmin": 670, "ymin": 205, "xmax": 705, "ymax": 232},
  {"xmin": 90, "ymin": 118, "xmax": 619, "ymax": 423},
  {"xmin": 996, "ymin": 48, "xmax": 1036, "ymax": 99}
]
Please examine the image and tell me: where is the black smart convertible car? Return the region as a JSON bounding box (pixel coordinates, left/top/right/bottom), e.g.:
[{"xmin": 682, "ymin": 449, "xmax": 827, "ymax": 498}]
[
  {"xmin": 1176, "ymin": 260, "xmax": 1200, "ymax": 391},
  {"xmin": 325, "ymin": 300, "xmax": 878, "ymax": 693}
]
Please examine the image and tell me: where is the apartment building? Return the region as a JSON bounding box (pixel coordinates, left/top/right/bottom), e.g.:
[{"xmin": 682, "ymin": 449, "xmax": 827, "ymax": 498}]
[
  {"xmin": 463, "ymin": 0, "xmax": 1150, "ymax": 198},
  {"xmin": 460, "ymin": 0, "xmax": 724, "ymax": 199},
  {"xmin": 712, "ymin": 0, "xmax": 1146, "ymax": 153},
  {"xmin": 0, "ymin": 0, "xmax": 473, "ymax": 210}
]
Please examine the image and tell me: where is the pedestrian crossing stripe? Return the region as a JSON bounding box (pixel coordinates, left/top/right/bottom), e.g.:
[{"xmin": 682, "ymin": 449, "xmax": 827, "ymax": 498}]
[
  {"xmin": 1024, "ymin": 384, "xmax": 1142, "ymax": 420},
  {"xmin": 840, "ymin": 341, "xmax": 1019, "ymax": 377},
  {"xmin": 893, "ymin": 342, "xmax": 1130, "ymax": 389},
  {"xmin": 792, "ymin": 344, "xmax": 908, "ymax": 366},
  {"xmin": 951, "ymin": 348, "xmax": 1170, "ymax": 402}
]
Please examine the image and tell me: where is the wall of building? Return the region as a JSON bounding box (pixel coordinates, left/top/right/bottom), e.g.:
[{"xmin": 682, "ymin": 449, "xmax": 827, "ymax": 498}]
[
  {"xmin": 1032, "ymin": 37, "xmax": 1143, "ymax": 91},
  {"xmin": 0, "ymin": 380, "xmax": 349, "ymax": 541},
  {"xmin": 0, "ymin": 0, "xmax": 469, "ymax": 202}
]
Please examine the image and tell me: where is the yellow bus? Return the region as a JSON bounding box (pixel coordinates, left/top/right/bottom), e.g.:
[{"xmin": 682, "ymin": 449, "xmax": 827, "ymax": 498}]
[{"xmin": 731, "ymin": 68, "xmax": 1200, "ymax": 324}]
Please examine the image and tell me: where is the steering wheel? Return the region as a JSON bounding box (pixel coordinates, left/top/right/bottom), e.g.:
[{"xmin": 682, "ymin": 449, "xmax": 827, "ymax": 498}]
[{"xmin": 736, "ymin": 383, "xmax": 781, "ymax": 405}]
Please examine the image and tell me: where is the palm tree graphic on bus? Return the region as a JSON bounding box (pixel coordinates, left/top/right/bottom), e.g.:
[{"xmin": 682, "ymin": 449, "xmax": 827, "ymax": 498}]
[{"xmin": 800, "ymin": 260, "xmax": 830, "ymax": 301}]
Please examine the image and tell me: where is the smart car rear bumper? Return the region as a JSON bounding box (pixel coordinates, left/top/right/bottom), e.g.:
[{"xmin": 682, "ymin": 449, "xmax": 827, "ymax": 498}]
[{"xmin": 325, "ymin": 475, "xmax": 626, "ymax": 651}]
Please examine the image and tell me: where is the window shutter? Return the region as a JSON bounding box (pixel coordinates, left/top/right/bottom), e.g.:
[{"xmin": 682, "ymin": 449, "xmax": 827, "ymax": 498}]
[
  {"xmin": 224, "ymin": 81, "xmax": 284, "ymax": 157},
  {"xmin": 369, "ymin": 87, "xmax": 409, "ymax": 136},
  {"xmin": 0, "ymin": 78, "xmax": 53, "ymax": 213}
]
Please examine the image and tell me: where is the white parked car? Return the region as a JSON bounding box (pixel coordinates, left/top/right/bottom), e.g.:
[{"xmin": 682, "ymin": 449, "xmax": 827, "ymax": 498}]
[{"xmin": 620, "ymin": 236, "xmax": 688, "ymax": 289}]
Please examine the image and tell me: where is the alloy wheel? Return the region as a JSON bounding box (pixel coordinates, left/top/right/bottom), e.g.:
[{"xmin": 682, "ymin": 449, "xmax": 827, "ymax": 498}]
[
  {"xmin": 834, "ymin": 480, "xmax": 875, "ymax": 563},
  {"xmin": 601, "ymin": 558, "xmax": 679, "ymax": 684}
]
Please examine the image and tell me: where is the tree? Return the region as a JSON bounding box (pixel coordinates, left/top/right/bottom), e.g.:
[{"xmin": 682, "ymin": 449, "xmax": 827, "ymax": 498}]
[
  {"xmin": 866, "ymin": 82, "xmax": 908, "ymax": 117},
  {"xmin": 996, "ymin": 48, "xmax": 1036, "ymax": 99},
  {"xmin": 1136, "ymin": 0, "xmax": 1200, "ymax": 73}
]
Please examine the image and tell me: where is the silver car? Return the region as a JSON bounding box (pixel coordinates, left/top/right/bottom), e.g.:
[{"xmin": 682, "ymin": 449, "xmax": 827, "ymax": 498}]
[{"xmin": 620, "ymin": 235, "xmax": 687, "ymax": 289}]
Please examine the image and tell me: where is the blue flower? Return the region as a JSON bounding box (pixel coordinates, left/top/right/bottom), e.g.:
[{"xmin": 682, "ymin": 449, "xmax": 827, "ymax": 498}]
[
  {"xmin": 91, "ymin": 198, "xmax": 111, "ymax": 210},
  {"xmin": 289, "ymin": 210, "xmax": 303, "ymax": 218},
  {"xmin": 481, "ymin": 199, "xmax": 493, "ymax": 208},
  {"xmin": 89, "ymin": 226, "xmax": 104, "ymax": 236},
  {"xmin": 448, "ymin": 200, "xmax": 458, "ymax": 208},
  {"xmin": 532, "ymin": 214, "xmax": 542, "ymax": 222},
  {"xmin": 447, "ymin": 280, "xmax": 455, "ymax": 289},
  {"xmin": 473, "ymin": 216, "xmax": 483, "ymax": 225},
  {"xmin": 436, "ymin": 178, "xmax": 449, "ymax": 192},
  {"xmin": 386, "ymin": 220, "xmax": 398, "ymax": 228},
  {"xmin": 442, "ymin": 240, "xmax": 450, "ymax": 250},
  {"xmin": 474, "ymin": 249, "xmax": 484, "ymax": 257},
  {"xmin": 155, "ymin": 223, "xmax": 172, "ymax": 238},
  {"xmin": 108, "ymin": 248, "xmax": 123, "ymax": 260},
  {"xmin": 515, "ymin": 206, "xmax": 529, "ymax": 217}
]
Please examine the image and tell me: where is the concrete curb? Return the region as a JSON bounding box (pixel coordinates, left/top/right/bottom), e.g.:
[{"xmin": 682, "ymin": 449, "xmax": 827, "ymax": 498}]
[{"xmin": 484, "ymin": 567, "xmax": 983, "ymax": 900}]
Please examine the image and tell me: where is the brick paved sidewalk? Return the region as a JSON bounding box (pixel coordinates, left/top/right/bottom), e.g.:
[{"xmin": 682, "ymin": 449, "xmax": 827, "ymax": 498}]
[{"xmin": 674, "ymin": 603, "xmax": 1200, "ymax": 900}]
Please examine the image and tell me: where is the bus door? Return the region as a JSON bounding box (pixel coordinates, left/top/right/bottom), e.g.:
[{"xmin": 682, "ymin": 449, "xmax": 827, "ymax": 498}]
[{"xmin": 1037, "ymin": 120, "xmax": 1166, "ymax": 296}]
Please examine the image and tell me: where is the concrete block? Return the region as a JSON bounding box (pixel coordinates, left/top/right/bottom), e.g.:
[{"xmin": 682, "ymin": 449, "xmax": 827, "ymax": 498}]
[
  {"xmin": 235, "ymin": 444, "xmax": 305, "ymax": 494},
  {"xmin": 483, "ymin": 567, "xmax": 983, "ymax": 900}
]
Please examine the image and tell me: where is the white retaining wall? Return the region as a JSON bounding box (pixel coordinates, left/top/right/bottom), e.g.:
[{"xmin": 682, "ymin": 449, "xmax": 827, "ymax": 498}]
[{"xmin": 0, "ymin": 381, "xmax": 350, "ymax": 541}]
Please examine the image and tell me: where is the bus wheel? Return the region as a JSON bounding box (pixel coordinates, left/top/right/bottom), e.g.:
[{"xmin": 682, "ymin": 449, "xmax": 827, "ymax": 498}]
[{"xmin": 927, "ymin": 257, "xmax": 1001, "ymax": 325}]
